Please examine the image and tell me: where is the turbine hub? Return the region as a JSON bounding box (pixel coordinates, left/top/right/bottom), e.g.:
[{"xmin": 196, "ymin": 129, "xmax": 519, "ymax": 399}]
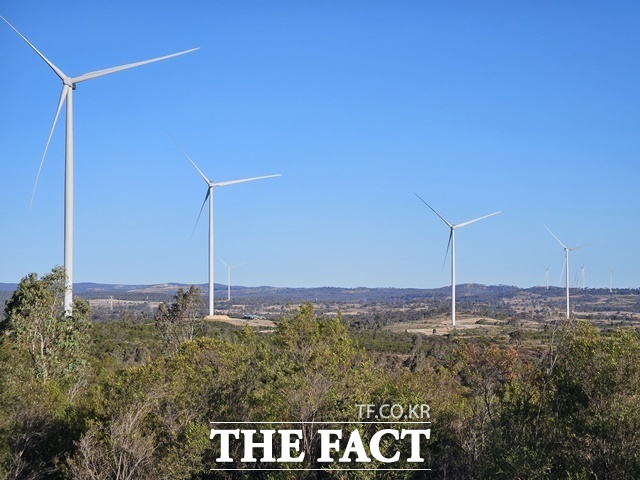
[{"xmin": 63, "ymin": 77, "xmax": 76, "ymax": 90}]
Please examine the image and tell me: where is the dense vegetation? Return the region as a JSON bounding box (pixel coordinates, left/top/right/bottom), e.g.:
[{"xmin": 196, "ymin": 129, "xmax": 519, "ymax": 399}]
[{"xmin": 2, "ymin": 269, "xmax": 640, "ymax": 478}]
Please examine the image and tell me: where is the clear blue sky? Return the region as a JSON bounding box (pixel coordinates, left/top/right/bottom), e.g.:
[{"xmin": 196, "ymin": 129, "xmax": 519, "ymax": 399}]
[{"xmin": 1, "ymin": 1, "xmax": 638, "ymax": 289}]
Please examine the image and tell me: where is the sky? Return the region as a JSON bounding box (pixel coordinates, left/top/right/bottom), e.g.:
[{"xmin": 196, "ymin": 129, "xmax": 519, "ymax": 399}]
[{"xmin": 1, "ymin": 1, "xmax": 639, "ymax": 290}]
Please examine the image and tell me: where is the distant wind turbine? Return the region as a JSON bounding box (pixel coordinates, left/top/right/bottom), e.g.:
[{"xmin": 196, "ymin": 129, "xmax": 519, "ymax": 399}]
[
  {"xmin": 545, "ymin": 267, "xmax": 549, "ymax": 290},
  {"xmin": 610, "ymin": 262, "xmax": 613, "ymax": 293},
  {"xmin": 415, "ymin": 193, "xmax": 500, "ymax": 327},
  {"xmin": 544, "ymin": 225, "xmax": 589, "ymax": 319},
  {"xmin": 581, "ymin": 265, "xmax": 585, "ymax": 290},
  {"xmin": 221, "ymin": 259, "xmax": 243, "ymax": 302},
  {"xmin": 174, "ymin": 139, "xmax": 280, "ymax": 316},
  {"xmin": 1, "ymin": 16, "xmax": 198, "ymax": 315}
]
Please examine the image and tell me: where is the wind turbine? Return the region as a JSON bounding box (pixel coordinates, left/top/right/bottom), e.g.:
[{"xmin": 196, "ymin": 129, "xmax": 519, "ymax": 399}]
[
  {"xmin": 175, "ymin": 141, "xmax": 280, "ymax": 316},
  {"xmin": 544, "ymin": 267, "xmax": 550, "ymax": 290},
  {"xmin": 415, "ymin": 193, "xmax": 500, "ymax": 327},
  {"xmin": 1, "ymin": 16, "xmax": 198, "ymax": 315},
  {"xmin": 610, "ymin": 262, "xmax": 613, "ymax": 293},
  {"xmin": 581, "ymin": 265, "xmax": 585, "ymax": 290},
  {"xmin": 221, "ymin": 259, "xmax": 243, "ymax": 302},
  {"xmin": 544, "ymin": 225, "xmax": 589, "ymax": 319}
]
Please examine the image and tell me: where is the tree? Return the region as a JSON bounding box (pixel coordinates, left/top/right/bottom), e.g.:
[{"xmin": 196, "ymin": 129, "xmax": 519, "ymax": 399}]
[
  {"xmin": 548, "ymin": 321, "xmax": 640, "ymax": 478},
  {"xmin": 67, "ymin": 398, "xmax": 156, "ymax": 480},
  {"xmin": 154, "ymin": 286, "xmax": 205, "ymax": 350},
  {"xmin": 2, "ymin": 266, "xmax": 90, "ymax": 382}
]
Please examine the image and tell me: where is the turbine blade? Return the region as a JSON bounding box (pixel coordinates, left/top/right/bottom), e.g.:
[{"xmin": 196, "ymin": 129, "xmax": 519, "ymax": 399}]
[
  {"xmin": 456, "ymin": 211, "xmax": 501, "ymax": 228},
  {"xmin": 544, "ymin": 224, "xmax": 568, "ymax": 250},
  {"xmin": 168, "ymin": 134, "xmax": 210, "ymax": 184},
  {"xmin": 31, "ymin": 85, "xmax": 69, "ymax": 209},
  {"xmin": 569, "ymin": 243, "xmax": 591, "ymax": 251},
  {"xmin": 220, "ymin": 260, "xmax": 243, "ymax": 270},
  {"xmin": 213, "ymin": 174, "xmax": 281, "ymax": 187},
  {"xmin": 1, "ymin": 16, "xmax": 67, "ymax": 80},
  {"xmin": 190, "ymin": 188, "xmax": 210, "ymax": 240},
  {"xmin": 70, "ymin": 48, "xmax": 199, "ymax": 84},
  {"xmin": 413, "ymin": 192, "xmax": 452, "ymax": 228},
  {"xmin": 442, "ymin": 230, "xmax": 453, "ymax": 272}
]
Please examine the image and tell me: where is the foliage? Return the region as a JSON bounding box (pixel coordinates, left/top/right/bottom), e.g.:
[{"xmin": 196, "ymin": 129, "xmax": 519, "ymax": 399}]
[
  {"xmin": 154, "ymin": 285, "xmax": 205, "ymax": 350},
  {"xmin": 546, "ymin": 321, "xmax": 640, "ymax": 478},
  {"xmin": 4, "ymin": 272, "xmax": 640, "ymax": 478},
  {"xmin": 2, "ymin": 266, "xmax": 91, "ymax": 383}
]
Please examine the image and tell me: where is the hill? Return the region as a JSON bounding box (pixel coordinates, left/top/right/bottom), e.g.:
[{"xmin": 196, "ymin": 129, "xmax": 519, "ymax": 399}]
[{"xmin": 3, "ymin": 281, "xmax": 639, "ymax": 327}]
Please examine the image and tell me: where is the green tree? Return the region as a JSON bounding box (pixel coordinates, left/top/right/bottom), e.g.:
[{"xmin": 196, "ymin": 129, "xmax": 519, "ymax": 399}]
[
  {"xmin": 68, "ymin": 335, "xmax": 256, "ymax": 479},
  {"xmin": 155, "ymin": 286, "xmax": 205, "ymax": 350},
  {"xmin": 549, "ymin": 321, "xmax": 640, "ymax": 478},
  {"xmin": 0, "ymin": 267, "xmax": 90, "ymax": 478},
  {"xmin": 2, "ymin": 266, "xmax": 91, "ymax": 382}
]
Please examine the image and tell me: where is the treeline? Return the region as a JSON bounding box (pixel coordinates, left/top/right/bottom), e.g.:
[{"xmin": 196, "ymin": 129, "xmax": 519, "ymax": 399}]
[{"xmin": 2, "ymin": 269, "xmax": 640, "ymax": 478}]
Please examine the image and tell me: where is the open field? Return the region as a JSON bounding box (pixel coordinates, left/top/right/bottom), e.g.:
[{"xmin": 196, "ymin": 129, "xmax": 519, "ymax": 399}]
[
  {"xmin": 88, "ymin": 298, "xmax": 162, "ymax": 310},
  {"xmin": 386, "ymin": 313, "xmax": 506, "ymax": 335},
  {"xmin": 204, "ymin": 314, "xmax": 275, "ymax": 329}
]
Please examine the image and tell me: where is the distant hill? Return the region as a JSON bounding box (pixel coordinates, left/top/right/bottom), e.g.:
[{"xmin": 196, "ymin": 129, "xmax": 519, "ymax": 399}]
[
  {"xmin": 0, "ymin": 283, "xmax": 17, "ymax": 292},
  {"xmin": 3, "ymin": 281, "xmax": 640, "ymax": 325},
  {"xmin": 0, "ymin": 280, "xmax": 486, "ymax": 301},
  {"xmin": 2, "ymin": 281, "xmax": 638, "ymax": 306}
]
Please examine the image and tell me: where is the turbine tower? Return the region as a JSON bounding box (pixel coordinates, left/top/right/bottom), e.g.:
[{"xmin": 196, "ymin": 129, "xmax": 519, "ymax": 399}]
[
  {"xmin": 1, "ymin": 16, "xmax": 198, "ymax": 315},
  {"xmin": 581, "ymin": 265, "xmax": 585, "ymax": 290},
  {"xmin": 221, "ymin": 259, "xmax": 243, "ymax": 302},
  {"xmin": 415, "ymin": 193, "xmax": 500, "ymax": 327},
  {"xmin": 174, "ymin": 141, "xmax": 280, "ymax": 316},
  {"xmin": 544, "ymin": 225, "xmax": 589, "ymax": 319}
]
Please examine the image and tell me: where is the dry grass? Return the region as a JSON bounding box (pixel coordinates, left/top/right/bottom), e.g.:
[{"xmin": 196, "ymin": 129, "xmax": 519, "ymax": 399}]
[
  {"xmin": 88, "ymin": 298, "xmax": 162, "ymax": 309},
  {"xmin": 385, "ymin": 313, "xmax": 505, "ymax": 336}
]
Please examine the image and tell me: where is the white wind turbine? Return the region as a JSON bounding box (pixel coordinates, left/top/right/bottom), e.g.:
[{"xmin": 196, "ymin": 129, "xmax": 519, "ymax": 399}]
[
  {"xmin": 221, "ymin": 259, "xmax": 243, "ymax": 302},
  {"xmin": 1, "ymin": 16, "xmax": 198, "ymax": 315},
  {"xmin": 544, "ymin": 225, "xmax": 589, "ymax": 319},
  {"xmin": 545, "ymin": 267, "xmax": 550, "ymax": 290},
  {"xmin": 415, "ymin": 193, "xmax": 500, "ymax": 327},
  {"xmin": 175, "ymin": 141, "xmax": 280, "ymax": 316},
  {"xmin": 610, "ymin": 262, "xmax": 613, "ymax": 293}
]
